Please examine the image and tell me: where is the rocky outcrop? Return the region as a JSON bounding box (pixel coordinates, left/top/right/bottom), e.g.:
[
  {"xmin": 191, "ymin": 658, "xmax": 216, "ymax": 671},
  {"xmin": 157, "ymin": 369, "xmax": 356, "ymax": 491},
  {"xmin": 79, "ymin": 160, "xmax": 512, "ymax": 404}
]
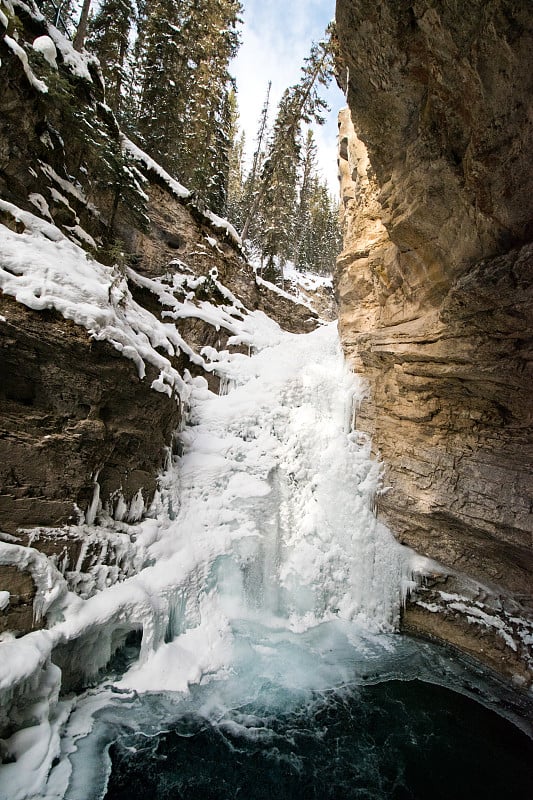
[
  {"xmin": 335, "ymin": 0, "xmax": 533, "ymax": 678},
  {"xmin": 0, "ymin": 1, "xmax": 321, "ymax": 636},
  {"xmin": 0, "ymin": 293, "xmax": 182, "ymax": 534}
]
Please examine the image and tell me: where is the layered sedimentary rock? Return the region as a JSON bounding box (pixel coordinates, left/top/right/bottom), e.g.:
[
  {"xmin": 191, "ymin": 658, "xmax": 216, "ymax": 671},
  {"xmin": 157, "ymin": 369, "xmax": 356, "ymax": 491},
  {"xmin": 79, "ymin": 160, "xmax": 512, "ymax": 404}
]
[{"xmin": 335, "ymin": 0, "xmax": 533, "ymax": 678}]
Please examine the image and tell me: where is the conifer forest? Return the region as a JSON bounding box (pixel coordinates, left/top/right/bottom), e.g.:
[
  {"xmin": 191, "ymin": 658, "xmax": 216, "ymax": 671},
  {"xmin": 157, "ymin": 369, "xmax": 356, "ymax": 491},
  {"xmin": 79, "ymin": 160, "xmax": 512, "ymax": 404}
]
[{"xmin": 38, "ymin": 0, "xmax": 340, "ymax": 281}]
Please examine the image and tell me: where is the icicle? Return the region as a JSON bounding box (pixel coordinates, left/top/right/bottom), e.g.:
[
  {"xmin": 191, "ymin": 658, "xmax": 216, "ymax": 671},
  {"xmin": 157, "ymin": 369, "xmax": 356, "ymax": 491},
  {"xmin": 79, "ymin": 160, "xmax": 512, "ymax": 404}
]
[
  {"xmin": 85, "ymin": 471, "xmax": 101, "ymax": 525},
  {"xmin": 127, "ymin": 489, "xmax": 145, "ymax": 523}
]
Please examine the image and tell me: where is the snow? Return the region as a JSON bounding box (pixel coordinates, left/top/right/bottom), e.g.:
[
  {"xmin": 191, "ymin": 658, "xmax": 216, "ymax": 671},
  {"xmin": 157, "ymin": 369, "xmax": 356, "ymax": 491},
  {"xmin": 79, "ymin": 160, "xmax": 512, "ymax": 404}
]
[
  {"xmin": 46, "ymin": 25, "xmax": 94, "ymax": 82},
  {"xmin": 0, "ymin": 540, "xmax": 67, "ymax": 624},
  {"xmin": 122, "ymin": 136, "xmax": 191, "ymax": 200},
  {"xmin": 39, "ymin": 163, "xmax": 87, "ymax": 205},
  {"xmin": 254, "ymin": 262, "xmax": 333, "ymax": 320},
  {"xmin": 448, "ymin": 601, "xmax": 519, "ymax": 652},
  {"xmin": 255, "ymin": 272, "xmax": 315, "ymax": 311},
  {"xmin": 284, "ymin": 262, "xmax": 333, "ymax": 292},
  {"xmin": 0, "ymin": 4, "xmax": 10, "ymax": 29},
  {"xmin": 32, "ymin": 35, "xmax": 57, "ymax": 69},
  {"xmin": 127, "ymin": 268, "xmax": 245, "ymax": 338},
  {"xmin": 0, "ymin": 591, "xmax": 10, "ymax": 610},
  {"xmin": 204, "ymin": 209, "xmax": 242, "ymax": 247},
  {"xmin": 4, "ymin": 34, "xmax": 48, "ymax": 93},
  {"xmin": 0, "ymin": 199, "xmax": 194, "ymax": 400},
  {"xmin": 64, "ymin": 224, "xmax": 97, "ymax": 250},
  {"xmin": 413, "ymin": 587, "xmax": 531, "ymax": 662},
  {"xmin": 28, "ymin": 192, "xmax": 52, "ymax": 220},
  {"xmin": 121, "ymin": 138, "xmax": 243, "ymax": 248}
]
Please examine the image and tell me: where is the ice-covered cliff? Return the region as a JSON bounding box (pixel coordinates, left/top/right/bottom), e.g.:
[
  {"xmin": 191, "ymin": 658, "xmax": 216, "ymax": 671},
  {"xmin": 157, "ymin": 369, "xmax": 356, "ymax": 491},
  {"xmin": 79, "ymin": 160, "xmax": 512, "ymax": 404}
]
[{"xmin": 0, "ymin": 0, "xmax": 329, "ymax": 637}]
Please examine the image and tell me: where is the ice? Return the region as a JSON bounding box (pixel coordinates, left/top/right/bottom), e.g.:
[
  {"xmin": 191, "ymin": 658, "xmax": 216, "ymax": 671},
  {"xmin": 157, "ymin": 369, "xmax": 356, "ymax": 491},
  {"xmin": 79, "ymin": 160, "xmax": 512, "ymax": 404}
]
[{"xmin": 0, "ymin": 309, "xmax": 417, "ymax": 797}]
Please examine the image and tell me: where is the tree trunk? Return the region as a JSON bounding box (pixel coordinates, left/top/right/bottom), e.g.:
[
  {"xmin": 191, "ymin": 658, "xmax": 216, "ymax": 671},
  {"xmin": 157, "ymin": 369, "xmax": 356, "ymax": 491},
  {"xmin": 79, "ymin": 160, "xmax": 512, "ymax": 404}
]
[{"xmin": 73, "ymin": 0, "xmax": 92, "ymax": 52}]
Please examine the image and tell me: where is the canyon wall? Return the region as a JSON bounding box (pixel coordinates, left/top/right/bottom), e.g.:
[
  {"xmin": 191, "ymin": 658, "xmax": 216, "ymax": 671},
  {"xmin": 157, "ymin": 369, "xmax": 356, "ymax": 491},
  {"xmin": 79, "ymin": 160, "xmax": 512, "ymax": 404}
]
[{"xmin": 335, "ymin": 0, "xmax": 533, "ymax": 679}]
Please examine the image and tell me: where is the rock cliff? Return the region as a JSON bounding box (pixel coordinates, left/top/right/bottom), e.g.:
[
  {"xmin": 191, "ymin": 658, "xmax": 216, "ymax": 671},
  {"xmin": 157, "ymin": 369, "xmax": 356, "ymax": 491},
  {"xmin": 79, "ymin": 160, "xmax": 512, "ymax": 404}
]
[
  {"xmin": 0, "ymin": 0, "xmax": 326, "ymax": 636},
  {"xmin": 335, "ymin": 0, "xmax": 533, "ymax": 680}
]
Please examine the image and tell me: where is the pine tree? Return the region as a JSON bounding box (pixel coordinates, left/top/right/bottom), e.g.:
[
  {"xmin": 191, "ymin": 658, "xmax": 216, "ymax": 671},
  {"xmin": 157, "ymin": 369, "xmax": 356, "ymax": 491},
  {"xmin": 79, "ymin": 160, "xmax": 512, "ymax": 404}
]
[
  {"xmin": 88, "ymin": 0, "xmax": 135, "ymax": 114},
  {"xmin": 176, "ymin": 0, "xmax": 242, "ymax": 211},
  {"xmin": 226, "ymin": 90, "xmax": 246, "ymax": 227},
  {"xmin": 132, "ymin": 0, "xmax": 241, "ymax": 211},
  {"xmin": 37, "ymin": 1, "xmax": 78, "ymax": 36},
  {"xmin": 259, "ymin": 88, "xmax": 301, "ymax": 282},
  {"xmin": 293, "ymin": 128, "xmax": 318, "ymax": 267},
  {"xmin": 303, "ymin": 179, "xmax": 341, "ymax": 275},
  {"xmin": 135, "ymin": 0, "xmax": 189, "ymax": 173},
  {"xmin": 240, "ymin": 25, "xmax": 335, "ymax": 249},
  {"xmin": 73, "ymin": 0, "xmax": 93, "ymax": 51}
]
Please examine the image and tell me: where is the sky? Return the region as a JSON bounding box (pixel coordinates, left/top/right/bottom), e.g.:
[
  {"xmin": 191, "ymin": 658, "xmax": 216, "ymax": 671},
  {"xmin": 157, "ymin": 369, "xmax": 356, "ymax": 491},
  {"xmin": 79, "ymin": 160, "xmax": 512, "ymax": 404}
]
[{"xmin": 231, "ymin": 0, "xmax": 346, "ymax": 195}]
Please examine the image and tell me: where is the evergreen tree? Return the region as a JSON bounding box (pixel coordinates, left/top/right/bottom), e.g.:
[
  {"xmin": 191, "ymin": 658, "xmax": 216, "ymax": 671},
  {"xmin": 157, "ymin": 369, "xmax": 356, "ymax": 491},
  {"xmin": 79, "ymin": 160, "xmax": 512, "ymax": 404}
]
[
  {"xmin": 226, "ymin": 90, "xmax": 246, "ymax": 227},
  {"xmin": 303, "ymin": 179, "xmax": 341, "ymax": 275},
  {"xmin": 37, "ymin": 0, "xmax": 78, "ymax": 36},
  {"xmin": 239, "ymin": 80, "xmax": 271, "ymax": 245},
  {"xmin": 135, "ymin": 0, "xmax": 189, "ymax": 172},
  {"xmin": 133, "ymin": 0, "xmax": 242, "ymax": 211},
  {"xmin": 240, "ymin": 25, "xmax": 335, "ymax": 250},
  {"xmin": 176, "ymin": 0, "xmax": 242, "ymax": 211},
  {"xmin": 293, "ymin": 128, "xmax": 318, "ymax": 267},
  {"xmin": 73, "ymin": 0, "xmax": 93, "ymax": 51},
  {"xmin": 259, "ymin": 87, "xmax": 301, "ymax": 282},
  {"xmin": 88, "ymin": 0, "xmax": 135, "ymax": 114}
]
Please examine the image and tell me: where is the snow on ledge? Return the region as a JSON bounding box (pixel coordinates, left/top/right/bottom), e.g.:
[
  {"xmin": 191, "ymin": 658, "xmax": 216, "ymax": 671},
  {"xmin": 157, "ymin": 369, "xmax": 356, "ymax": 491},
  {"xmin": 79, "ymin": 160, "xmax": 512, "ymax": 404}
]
[
  {"xmin": 0, "ymin": 199, "xmax": 194, "ymax": 402},
  {"xmin": 203, "ymin": 209, "xmax": 242, "ymax": 248},
  {"xmin": 255, "ymin": 273, "xmax": 316, "ymax": 315},
  {"xmin": 122, "ymin": 137, "xmax": 242, "ymax": 248},
  {"xmin": 122, "ymin": 136, "xmax": 191, "ymax": 200},
  {"xmin": 3, "ymin": 34, "xmax": 48, "ymax": 93}
]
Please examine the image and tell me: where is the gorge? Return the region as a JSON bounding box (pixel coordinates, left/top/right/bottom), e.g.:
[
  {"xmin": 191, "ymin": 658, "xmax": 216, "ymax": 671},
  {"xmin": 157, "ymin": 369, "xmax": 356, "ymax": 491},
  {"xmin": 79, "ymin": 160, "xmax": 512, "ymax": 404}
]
[{"xmin": 0, "ymin": 0, "xmax": 532, "ymax": 797}]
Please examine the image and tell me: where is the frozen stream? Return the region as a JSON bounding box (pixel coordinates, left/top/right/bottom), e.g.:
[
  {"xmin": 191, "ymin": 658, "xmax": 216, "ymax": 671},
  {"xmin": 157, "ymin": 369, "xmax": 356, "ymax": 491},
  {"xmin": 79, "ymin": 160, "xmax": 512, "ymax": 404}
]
[{"xmin": 1, "ymin": 315, "xmax": 532, "ymax": 799}]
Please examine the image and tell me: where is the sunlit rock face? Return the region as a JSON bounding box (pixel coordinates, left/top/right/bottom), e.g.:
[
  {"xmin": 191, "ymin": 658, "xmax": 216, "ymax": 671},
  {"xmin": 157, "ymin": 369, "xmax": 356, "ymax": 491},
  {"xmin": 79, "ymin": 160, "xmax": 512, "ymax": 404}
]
[{"xmin": 335, "ymin": 0, "xmax": 533, "ymax": 670}]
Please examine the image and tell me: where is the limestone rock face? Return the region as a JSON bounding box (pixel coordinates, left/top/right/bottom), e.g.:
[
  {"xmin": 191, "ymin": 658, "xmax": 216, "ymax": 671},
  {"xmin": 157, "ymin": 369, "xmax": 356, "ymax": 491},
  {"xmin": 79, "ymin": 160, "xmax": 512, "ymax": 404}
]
[{"xmin": 336, "ymin": 0, "xmax": 533, "ymax": 670}]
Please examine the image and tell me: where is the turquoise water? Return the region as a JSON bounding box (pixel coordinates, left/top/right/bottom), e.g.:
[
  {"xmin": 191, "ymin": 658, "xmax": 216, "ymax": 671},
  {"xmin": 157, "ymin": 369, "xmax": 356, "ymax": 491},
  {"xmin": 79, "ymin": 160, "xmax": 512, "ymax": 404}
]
[{"xmin": 64, "ymin": 627, "xmax": 533, "ymax": 800}]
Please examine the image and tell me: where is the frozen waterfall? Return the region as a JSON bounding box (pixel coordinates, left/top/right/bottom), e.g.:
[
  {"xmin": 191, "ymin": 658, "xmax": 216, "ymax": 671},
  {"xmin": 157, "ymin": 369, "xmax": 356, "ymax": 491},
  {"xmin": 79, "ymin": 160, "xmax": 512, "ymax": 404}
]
[{"xmin": 0, "ymin": 314, "xmax": 416, "ymax": 800}]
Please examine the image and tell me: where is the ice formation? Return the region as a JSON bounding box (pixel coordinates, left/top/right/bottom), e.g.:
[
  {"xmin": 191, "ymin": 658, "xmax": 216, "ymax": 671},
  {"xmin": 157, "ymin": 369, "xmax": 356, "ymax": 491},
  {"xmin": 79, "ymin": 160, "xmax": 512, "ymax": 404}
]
[{"xmin": 0, "ymin": 303, "xmax": 416, "ymax": 798}]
